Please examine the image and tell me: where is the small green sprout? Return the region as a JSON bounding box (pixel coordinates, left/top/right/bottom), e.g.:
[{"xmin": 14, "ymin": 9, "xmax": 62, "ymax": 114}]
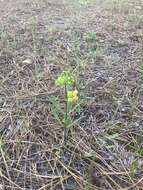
[
  {"xmin": 53, "ymin": 70, "xmax": 79, "ymax": 143},
  {"xmin": 85, "ymin": 31, "xmax": 96, "ymax": 42}
]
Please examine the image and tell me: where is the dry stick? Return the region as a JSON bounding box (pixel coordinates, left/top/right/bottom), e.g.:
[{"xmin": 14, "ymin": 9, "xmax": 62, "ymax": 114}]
[
  {"xmin": 37, "ymin": 175, "xmax": 70, "ymax": 190},
  {"xmin": 0, "ymin": 146, "xmax": 11, "ymax": 183},
  {"xmin": 0, "ymin": 170, "xmax": 23, "ymax": 190},
  {"xmin": 121, "ymin": 177, "xmax": 143, "ymax": 190},
  {"xmin": 14, "ymin": 168, "xmax": 69, "ymax": 179},
  {"xmin": 58, "ymin": 159, "xmax": 83, "ymax": 188},
  {"xmin": 119, "ymin": 158, "xmax": 135, "ymax": 186}
]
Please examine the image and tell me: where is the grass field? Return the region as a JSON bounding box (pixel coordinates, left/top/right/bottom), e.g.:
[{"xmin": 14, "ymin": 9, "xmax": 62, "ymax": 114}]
[{"xmin": 0, "ymin": 0, "xmax": 143, "ymax": 189}]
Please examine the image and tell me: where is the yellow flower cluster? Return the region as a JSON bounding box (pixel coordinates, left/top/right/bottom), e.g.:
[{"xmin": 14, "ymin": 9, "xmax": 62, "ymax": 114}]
[
  {"xmin": 67, "ymin": 90, "xmax": 78, "ymax": 102},
  {"xmin": 56, "ymin": 70, "xmax": 79, "ymax": 103},
  {"xmin": 55, "ymin": 71, "xmax": 74, "ymax": 86}
]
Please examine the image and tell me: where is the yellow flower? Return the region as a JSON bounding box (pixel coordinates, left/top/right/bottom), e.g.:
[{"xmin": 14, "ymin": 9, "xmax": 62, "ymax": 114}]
[
  {"xmin": 55, "ymin": 75, "xmax": 65, "ymax": 86},
  {"xmin": 55, "ymin": 71, "xmax": 74, "ymax": 86},
  {"xmin": 67, "ymin": 90, "xmax": 78, "ymax": 102}
]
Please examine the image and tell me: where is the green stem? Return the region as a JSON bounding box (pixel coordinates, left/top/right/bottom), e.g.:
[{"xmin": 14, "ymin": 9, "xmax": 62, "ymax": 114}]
[{"xmin": 64, "ymin": 84, "xmax": 68, "ymax": 142}]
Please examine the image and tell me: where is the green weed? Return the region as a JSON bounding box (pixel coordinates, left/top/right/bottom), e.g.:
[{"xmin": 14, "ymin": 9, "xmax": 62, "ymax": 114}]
[
  {"xmin": 84, "ymin": 31, "xmax": 96, "ymax": 42},
  {"xmin": 51, "ymin": 70, "xmax": 79, "ymax": 142}
]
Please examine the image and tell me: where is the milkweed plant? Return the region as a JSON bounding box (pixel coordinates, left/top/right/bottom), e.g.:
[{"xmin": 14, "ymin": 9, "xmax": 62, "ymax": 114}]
[{"xmin": 52, "ymin": 70, "xmax": 79, "ymax": 142}]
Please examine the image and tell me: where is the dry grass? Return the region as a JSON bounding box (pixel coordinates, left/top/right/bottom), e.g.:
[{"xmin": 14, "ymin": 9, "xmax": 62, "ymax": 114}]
[{"xmin": 0, "ymin": 0, "xmax": 143, "ymax": 189}]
